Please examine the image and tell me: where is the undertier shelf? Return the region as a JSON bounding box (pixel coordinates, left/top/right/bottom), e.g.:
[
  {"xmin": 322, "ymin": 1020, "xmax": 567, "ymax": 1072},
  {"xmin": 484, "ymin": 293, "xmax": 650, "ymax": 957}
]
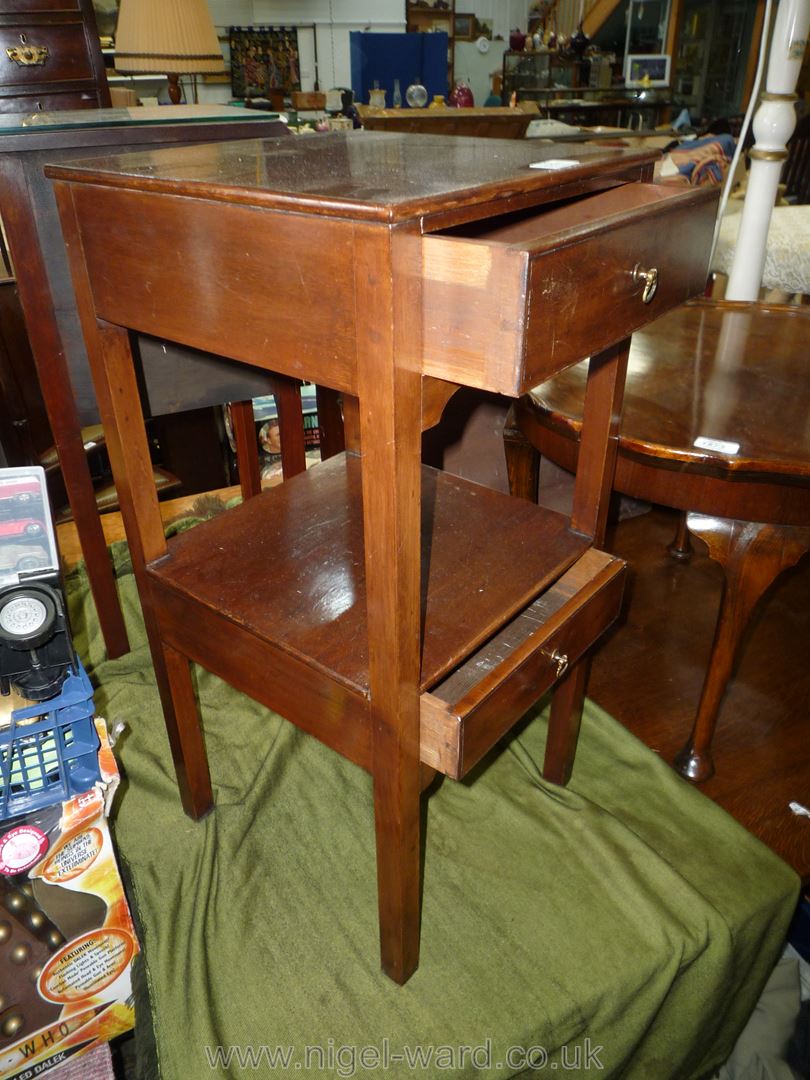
[{"xmin": 147, "ymin": 452, "xmax": 594, "ymax": 698}]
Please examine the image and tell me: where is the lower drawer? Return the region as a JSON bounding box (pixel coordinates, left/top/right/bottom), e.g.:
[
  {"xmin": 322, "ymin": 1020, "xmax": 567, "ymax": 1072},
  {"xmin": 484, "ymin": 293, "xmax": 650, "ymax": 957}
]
[
  {"xmin": 420, "ymin": 547, "xmax": 626, "ymax": 779},
  {"xmin": 0, "ymin": 88, "xmax": 98, "ymax": 112}
]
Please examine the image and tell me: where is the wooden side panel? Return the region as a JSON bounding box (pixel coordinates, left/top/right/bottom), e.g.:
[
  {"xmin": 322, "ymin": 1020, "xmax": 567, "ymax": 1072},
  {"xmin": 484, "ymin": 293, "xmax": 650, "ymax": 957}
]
[
  {"xmin": 421, "ymin": 237, "xmax": 526, "ymax": 394},
  {"xmin": 420, "ymin": 693, "xmax": 462, "ymax": 775},
  {"xmin": 69, "ymin": 184, "xmax": 359, "ymax": 394},
  {"xmin": 151, "ymin": 578, "xmax": 373, "ymax": 772}
]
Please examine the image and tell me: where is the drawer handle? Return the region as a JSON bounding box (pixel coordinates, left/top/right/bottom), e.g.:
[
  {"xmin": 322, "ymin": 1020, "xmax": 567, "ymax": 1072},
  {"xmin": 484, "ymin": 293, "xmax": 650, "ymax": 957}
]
[
  {"xmin": 633, "ymin": 263, "xmax": 659, "ymax": 304},
  {"xmin": 546, "ymin": 649, "xmax": 569, "ymax": 679},
  {"xmin": 6, "ymin": 37, "xmax": 49, "ymax": 67}
]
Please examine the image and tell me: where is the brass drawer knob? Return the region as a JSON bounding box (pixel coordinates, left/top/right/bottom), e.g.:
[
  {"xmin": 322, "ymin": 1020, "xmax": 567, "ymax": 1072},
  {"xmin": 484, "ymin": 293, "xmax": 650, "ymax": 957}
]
[
  {"xmin": 547, "ymin": 649, "xmax": 569, "ymax": 679},
  {"xmin": 633, "ymin": 263, "xmax": 659, "ymax": 304}
]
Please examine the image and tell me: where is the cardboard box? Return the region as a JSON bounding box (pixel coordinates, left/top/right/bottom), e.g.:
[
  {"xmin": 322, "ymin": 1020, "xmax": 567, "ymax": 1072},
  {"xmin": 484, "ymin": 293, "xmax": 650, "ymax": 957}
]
[{"xmin": 0, "ymin": 720, "xmax": 137, "ymax": 1079}]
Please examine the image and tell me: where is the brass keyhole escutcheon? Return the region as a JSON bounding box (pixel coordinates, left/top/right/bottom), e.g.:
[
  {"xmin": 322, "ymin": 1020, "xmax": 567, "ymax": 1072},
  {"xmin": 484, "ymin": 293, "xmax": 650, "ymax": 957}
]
[
  {"xmin": 6, "ymin": 34, "xmax": 49, "ymax": 66},
  {"xmin": 546, "ymin": 649, "xmax": 569, "ymax": 679},
  {"xmin": 633, "ymin": 263, "xmax": 659, "ymax": 304}
]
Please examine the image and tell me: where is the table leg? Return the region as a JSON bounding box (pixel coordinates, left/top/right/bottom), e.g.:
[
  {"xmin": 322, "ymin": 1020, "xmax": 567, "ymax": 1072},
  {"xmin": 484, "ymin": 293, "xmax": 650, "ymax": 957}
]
[
  {"xmin": 543, "ymin": 661, "xmax": 591, "ymax": 786},
  {"xmin": 341, "ymin": 394, "xmax": 361, "ymax": 454},
  {"xmin": 96, "ymin": 322, "xmax": 214, "ymax": 819},
  {"xmin": 674, "ymin": 513, "xmax": 810, "ymax": 782},
  {"xmin": 315, "ymin": 386, "xmax": 346, "ymax": 461},
  {"xmin": 229, "ymin": 400, "xmax": 262, "ymax": 501},
  {"xmin": 355, "ymin": 226, "xmax": 423, "ymax": 984},
  {"xmin": 503, "ymin": 406, "xmax": 540, "ymax": 503},
  {"xmin": 543, "ymin": 338, "xmax": 630, "ymax": 785},
  {"xmin": 55, "ymin": 425, "xmax": 130, "ymax": 658},
  {"xmin": 667, "ymin": 511, "xmax": 693, "ymax": 562},
  {"xmin": 272, "ymin": 375, "xmax": 307, "ymax": 479}
]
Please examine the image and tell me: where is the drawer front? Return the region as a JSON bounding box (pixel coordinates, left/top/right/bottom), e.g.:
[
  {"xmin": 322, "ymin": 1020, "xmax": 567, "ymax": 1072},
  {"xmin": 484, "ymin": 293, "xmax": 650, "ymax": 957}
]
[
  {"xmin": 520, "ymin": 192, "xmax": 718, "ymax": 392},
  {"xmin": 454, "ymin": 558, "xmax": 626, "ymax": 777},
  {"xmin": 0, "ymin": 88, "xmax": 98, "ymax": 111},
  {"xmin": 422, "ymin": 183, "xmax": 719, "ymax": 396},
  {"xmin": 0, "ymin": 2, "xmax": 81, "ymax": 11},
  {"xmin": 420, "ymin": 549, "xmax": 626, "ymax": 779},
  {"xmin": 0, "ymin": 23, "xmax": 93, "ymax": 88}
]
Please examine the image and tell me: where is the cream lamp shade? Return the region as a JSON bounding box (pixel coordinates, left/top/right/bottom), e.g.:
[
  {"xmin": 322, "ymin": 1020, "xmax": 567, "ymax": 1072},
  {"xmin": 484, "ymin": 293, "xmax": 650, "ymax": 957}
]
[{"xmin": 114, "ymin": 0, "xmax": 225, "ymax": 104}]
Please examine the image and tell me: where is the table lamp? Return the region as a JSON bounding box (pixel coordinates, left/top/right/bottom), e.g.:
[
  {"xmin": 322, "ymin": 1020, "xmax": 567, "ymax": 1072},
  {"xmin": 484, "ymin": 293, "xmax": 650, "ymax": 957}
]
[{"xmin": 114, "ymin": 0, "xmax": 225, "ymax": 105}]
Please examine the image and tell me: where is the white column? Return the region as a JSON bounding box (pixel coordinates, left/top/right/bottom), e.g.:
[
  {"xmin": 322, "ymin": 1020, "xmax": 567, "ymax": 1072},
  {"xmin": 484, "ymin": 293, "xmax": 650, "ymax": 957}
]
[{"xmin": 725, "ymin": 0, "xmax": 810, "ymax": 300}]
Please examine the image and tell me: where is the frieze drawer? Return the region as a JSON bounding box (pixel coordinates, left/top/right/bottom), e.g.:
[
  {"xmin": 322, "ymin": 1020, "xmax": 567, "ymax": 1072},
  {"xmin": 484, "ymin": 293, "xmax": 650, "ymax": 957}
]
[{"xmin": 421, "ymin": 182, "xmax": 719, "ymax": 396}]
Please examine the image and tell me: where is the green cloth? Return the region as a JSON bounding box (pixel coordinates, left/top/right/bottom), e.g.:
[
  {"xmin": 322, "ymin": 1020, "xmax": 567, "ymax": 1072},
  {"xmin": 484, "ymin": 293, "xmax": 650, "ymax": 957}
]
[{"xmin": 66, "ymin": 549, "xmax": 799, "ymax": 1080}]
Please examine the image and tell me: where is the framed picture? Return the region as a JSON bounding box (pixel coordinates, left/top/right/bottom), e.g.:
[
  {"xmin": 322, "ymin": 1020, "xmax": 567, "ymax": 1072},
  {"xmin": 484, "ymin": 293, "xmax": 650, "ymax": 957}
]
[
  {"xmin": 623, "ymin": 53, "xmax": 671, "ymax": 88},
  {"xmin": 229, "ymin": 26, "xmax": 301, "ymax": 100},
  {"xmin": 454, "ymin": 13, "xmax": 474, "ymax": 40}
]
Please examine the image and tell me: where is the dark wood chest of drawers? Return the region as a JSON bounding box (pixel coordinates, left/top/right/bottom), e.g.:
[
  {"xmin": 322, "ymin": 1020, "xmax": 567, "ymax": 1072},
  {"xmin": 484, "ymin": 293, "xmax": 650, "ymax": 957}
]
[{"xmin": 0, "ymin": 0, "xmax": 110, "ymax": 113}]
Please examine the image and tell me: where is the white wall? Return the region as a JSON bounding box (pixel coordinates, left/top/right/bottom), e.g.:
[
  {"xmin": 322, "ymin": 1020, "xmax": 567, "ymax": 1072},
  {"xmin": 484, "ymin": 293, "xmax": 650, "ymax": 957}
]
[
  {"xmin": 457, "ymin": 0, "xmax": 529, "ymax": 103},
  {"xmin": 208, "ymin": 0, "xmax": 253, "ymax": 25},
  {"xmin": 454, "ymin": 40, "xmax": 508, "ymax": 105},
  {"xmin": 465, "ymin": 0, "xmax": 530, "ymax": 43},
  {"xmin": 197, "ymin": 0, "xmax": 529, "ymax": 100},
  {"xmin": 250, "ymin": 0, "xmax": 404, "ymax": 90}
]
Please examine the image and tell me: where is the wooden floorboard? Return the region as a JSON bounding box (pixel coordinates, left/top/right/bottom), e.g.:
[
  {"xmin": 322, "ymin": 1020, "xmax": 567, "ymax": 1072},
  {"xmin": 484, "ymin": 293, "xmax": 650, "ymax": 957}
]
[
  {"xmin": 590, "ymin": 504, "xmax": 810, "ymax": 886},
  {"xmin": 56, "ymin": 486, "xmax": 242, "ymax": 569}
]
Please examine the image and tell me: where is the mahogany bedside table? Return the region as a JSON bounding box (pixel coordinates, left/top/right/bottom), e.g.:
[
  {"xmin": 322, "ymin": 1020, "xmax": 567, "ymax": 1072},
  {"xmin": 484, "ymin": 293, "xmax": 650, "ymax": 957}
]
[{"xmin": 48, "ymin": 133, "xmax": 717, "ymax": 983}]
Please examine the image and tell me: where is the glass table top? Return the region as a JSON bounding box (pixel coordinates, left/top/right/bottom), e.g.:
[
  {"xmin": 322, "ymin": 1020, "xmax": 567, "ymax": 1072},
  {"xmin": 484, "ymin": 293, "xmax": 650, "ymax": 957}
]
[{"xmin": 0, "ymin": 105, "xmax": 280, "ymax": 136}]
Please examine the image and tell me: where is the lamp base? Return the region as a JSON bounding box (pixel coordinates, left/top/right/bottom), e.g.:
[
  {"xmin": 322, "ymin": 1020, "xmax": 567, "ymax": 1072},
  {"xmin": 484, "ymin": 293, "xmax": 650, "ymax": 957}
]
[{"xmin": 167, "ymin": 73, "xmax": 181, "ymax": 104}]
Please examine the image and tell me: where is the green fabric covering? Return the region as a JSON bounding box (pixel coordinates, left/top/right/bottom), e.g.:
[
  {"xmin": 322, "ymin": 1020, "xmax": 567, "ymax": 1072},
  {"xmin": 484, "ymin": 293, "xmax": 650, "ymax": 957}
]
[{"xmin": 65, "ymin": 547, "xmax": 799, "ymax": 1080}]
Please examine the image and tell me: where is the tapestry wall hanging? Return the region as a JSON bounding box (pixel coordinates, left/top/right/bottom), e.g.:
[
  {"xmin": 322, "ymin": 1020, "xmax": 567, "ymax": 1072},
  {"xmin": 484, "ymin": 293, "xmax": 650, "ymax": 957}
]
[{"xmin": 229, "ymin": 27, "xmax": 301, "ymax": 99}]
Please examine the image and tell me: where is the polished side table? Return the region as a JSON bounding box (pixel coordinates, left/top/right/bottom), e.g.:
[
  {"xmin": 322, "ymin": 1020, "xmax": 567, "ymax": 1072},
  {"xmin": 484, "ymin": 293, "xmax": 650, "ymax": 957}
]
[
  {"xmin": 0, "ymin": 106, "xmax": 287, "ymax": 659},
  {"xmin": 508, "ymin": 298, "xmax": 810, "ymax": 781},
  {"xmin": 49, "ymin": 133, "xmax": 717, "ymax": 982},
  {"xmin": 359, "ymin": 107, "xmax": 533, "ymax": 139}
]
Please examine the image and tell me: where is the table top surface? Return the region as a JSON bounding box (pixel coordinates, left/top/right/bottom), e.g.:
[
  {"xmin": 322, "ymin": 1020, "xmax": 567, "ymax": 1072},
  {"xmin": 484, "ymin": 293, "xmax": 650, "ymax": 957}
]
[
  {"xmin": 530, "ymin": 299, "xmax": 810, "ymax": 479},
  {"xmin": 45, "ymin": 130, "xmax": 658, "ymax": 221}
]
